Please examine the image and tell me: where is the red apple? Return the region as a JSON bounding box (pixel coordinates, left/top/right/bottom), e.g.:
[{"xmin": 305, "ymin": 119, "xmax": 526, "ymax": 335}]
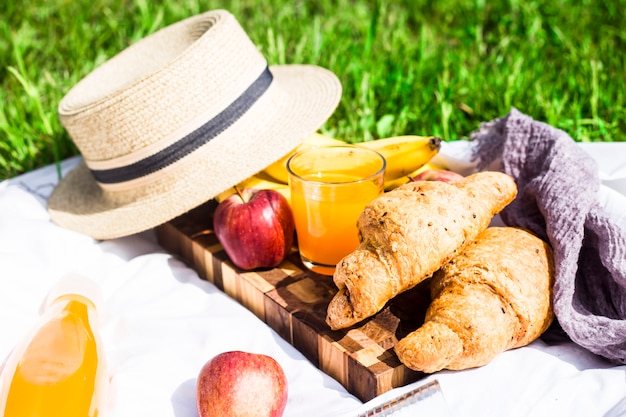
[
  {"xmin": 409, "ymin": 169, "xmax": 464, "ymax": 183},
  {"xmin": 213, "ymin": 188, "xmax": 295, "ymax": 270},
  {"xmin": 196, "ymin": 351, "xmax": 288, "ymax": 417}
]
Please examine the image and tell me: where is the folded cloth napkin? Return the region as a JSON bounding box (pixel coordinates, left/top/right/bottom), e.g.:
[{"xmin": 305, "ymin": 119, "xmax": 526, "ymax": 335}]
[{"xmin": 470, "ymin": 107, "xmax": 626, "ymax": 364}]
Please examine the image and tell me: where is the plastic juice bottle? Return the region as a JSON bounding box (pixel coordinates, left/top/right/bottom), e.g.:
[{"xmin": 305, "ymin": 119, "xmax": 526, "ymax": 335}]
[{"xmin": 0, "ymin": 274, "xmax": 109, "ymax": 417}]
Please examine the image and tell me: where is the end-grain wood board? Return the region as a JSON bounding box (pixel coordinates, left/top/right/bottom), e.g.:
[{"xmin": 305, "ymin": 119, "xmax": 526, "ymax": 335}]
[{"xmin": 156, "ymin": 200, "xmax": 428, "ymax": 402}]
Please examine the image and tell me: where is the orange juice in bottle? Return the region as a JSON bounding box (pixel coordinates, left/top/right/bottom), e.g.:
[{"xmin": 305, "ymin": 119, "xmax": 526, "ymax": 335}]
[{"xmin": 0, "ymin": 274, "xmax": 109, "ymax": 417}]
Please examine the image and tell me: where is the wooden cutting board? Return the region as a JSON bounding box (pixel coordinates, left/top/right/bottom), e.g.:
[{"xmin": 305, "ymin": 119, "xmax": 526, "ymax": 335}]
[{"xmin": 156, "ymin": 200, "xmax": 429, "ymax": 402}]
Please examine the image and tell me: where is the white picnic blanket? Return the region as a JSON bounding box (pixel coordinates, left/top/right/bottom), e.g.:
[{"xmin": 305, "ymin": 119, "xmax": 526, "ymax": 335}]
[{"xmin": 1, "ymin": 140, "xmax": 626, "ymax": 417}]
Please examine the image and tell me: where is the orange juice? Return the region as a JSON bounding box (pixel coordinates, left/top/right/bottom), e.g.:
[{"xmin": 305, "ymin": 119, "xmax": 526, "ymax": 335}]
[
  {"xmin": 288, "ymin": 146, "xmax": 385, "ymax": 275},
  {"xmin": 0, "ymin": 293, "xmax": 107, "ymax": 417}
]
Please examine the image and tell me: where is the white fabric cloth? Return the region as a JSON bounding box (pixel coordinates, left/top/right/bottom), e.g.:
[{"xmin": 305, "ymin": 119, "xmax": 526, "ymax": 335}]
[{"xmin": 1, "ymin": 141, "xmax": 626, "ymax": 417}]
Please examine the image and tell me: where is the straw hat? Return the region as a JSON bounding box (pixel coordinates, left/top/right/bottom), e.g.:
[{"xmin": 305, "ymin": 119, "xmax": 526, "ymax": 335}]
[{"xmin": 48, "ymin": 9, "xmax": 341, "ymax": 240}]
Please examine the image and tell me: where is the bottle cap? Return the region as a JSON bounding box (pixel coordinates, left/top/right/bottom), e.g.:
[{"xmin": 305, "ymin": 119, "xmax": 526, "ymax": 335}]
[{"xmin": 44, "ymin": 273, "xmax": 104, "ymax": 317}]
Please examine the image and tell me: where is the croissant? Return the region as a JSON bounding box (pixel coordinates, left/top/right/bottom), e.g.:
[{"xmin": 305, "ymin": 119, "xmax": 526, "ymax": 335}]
[
  {"xmin": 325, "ymin": 171, "xmax": 517, "ymax": 330},
  {"xmin": 394, "ymin": 226, "xmax": 554, "ymax": 373}
]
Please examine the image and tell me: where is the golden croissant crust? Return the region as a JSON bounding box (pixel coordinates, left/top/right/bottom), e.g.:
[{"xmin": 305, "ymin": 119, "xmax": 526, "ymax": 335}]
[
  {"xmin": 326, "ymin": 171, "xmax": 518, "ymax": 330},
  {"xmin": 394, "ymin": 226, "xmax": 554, "ymax": 373}
]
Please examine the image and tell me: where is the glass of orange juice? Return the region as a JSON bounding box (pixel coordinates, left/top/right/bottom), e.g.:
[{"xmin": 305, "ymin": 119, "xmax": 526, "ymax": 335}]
[{"xmin": 287, "ymin": 145, "xmax": 386, "ymax": 275}]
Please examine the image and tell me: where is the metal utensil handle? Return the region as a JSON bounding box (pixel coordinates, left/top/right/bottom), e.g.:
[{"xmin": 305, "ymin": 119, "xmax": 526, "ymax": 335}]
[{"xmin": 357, "ymin": 380, "xmax": 443, "ymax": 417}]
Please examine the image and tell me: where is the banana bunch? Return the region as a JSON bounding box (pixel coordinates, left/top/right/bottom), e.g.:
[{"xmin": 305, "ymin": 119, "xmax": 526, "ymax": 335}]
[
  {"xmin": 263, "ymin": 132, "xmax": 442, "ymax": 190},
  {"xmin": 215, "ymin": 132, "xmax": 442, "ymax": 203}
]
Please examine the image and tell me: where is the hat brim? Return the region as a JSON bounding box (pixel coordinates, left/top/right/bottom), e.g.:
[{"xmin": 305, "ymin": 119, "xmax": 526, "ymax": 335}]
[{"xmin": 48, "ymin": 64, "xmax": 341, "ymax": 240}]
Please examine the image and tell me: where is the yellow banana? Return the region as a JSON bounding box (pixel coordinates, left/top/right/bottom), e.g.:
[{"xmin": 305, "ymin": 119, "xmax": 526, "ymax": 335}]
[
  {"xmin": 215, "ymin": 171, "xmax": 291, "ymax": 203},
  {"xmin": 263, "ymin": 133, "xmax": 346, "ymax": 183},
  {"xmin": 262, "ymin": 132, "xmax": 442, "ymax": 191},
  {"xmin": 359, "ymin": 136, "xmax": 442, "ymax": 187},
  {"xmin": 217, "ymin": 136, "xmax": 443, "ymax": 205}
]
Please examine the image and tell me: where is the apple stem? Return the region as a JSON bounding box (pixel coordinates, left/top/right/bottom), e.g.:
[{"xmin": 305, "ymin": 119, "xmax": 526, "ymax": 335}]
[{"xmin": 234, "ymin": 185, "xmax": 245, "ymax": 201}]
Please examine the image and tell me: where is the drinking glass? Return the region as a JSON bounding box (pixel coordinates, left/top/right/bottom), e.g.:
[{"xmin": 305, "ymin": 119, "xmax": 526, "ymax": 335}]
[{"xmin": 287, "ymin": 145, "xmax": 386, "ymax": 275}]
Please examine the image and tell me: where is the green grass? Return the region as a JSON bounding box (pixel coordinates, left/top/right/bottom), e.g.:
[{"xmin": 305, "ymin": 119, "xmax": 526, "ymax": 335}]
[{"xmin": 2, "ymin": 0, "xmax": 625, "ymax": 179}]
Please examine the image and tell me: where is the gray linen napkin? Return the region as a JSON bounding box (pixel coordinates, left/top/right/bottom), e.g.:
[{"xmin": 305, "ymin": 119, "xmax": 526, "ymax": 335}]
[{"xmin": 470, "ymin": 107, "xmax": 626, "ymax": 364}]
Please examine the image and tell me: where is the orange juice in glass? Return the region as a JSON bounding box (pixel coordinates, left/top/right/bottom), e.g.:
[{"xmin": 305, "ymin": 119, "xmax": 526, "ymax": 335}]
[{"xmin": 287, "ymin": 145, "xmax": 385, "ymax": 275}]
